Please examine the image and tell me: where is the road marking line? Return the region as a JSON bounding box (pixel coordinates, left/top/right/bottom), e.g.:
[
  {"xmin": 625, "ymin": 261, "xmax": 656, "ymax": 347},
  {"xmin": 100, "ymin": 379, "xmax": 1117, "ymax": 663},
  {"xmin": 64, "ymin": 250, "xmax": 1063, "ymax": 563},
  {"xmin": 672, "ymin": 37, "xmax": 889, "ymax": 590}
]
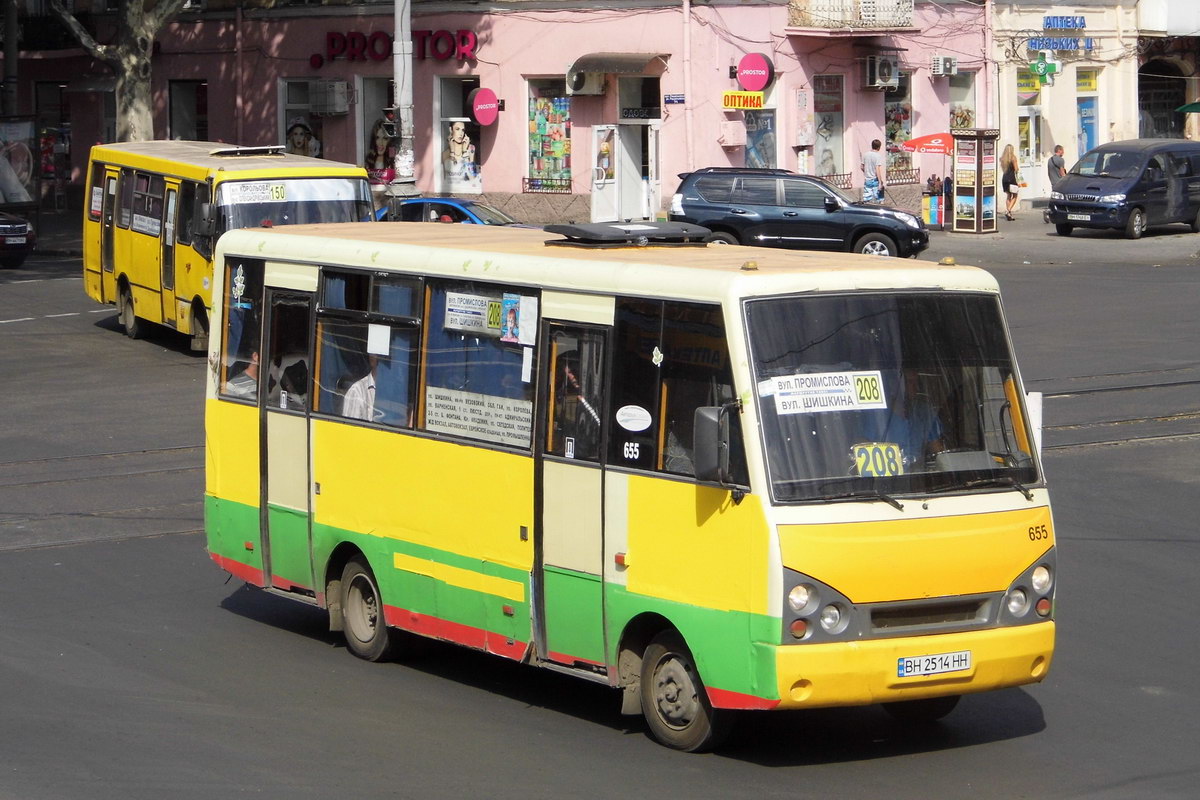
[
  {"xmin": 0, "ymin": 317, "xmax": 35, "ymax": 324},
  {"xmin": 46, "ymin": 312, "xmax": 81, "ymax": 318}
]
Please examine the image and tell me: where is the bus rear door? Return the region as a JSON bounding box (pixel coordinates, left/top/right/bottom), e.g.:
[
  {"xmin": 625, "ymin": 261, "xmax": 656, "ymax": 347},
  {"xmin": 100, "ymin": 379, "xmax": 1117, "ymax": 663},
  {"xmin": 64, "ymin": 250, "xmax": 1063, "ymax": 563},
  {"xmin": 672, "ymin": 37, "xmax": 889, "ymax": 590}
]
[
  {"xmin": 99, "ymin": 166, "xmax": 119, "ymax": 303},
  {"xmin": 160, "ymin": 181, "xmax": 180, "ymax": 328}
]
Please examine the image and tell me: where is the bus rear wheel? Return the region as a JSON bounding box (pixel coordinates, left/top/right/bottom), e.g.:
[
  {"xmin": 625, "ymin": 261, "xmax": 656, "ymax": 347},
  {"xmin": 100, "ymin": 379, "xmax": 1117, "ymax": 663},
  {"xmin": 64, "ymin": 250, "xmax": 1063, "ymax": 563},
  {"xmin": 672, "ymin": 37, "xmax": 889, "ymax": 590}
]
[
  {"xmin": 340, "ymin": 557, "xmax": 394, "ymax": 662},
  {"xmin": 882, "ymin": 694, "xmax": 960, "ymax": 723},
  {"xmin": 118, "ymin": 285, "xmax": 144, "ymax": 339},
  {"xmin": 640, "ymin": 631, "xmax": 730, "ymax": 752}
]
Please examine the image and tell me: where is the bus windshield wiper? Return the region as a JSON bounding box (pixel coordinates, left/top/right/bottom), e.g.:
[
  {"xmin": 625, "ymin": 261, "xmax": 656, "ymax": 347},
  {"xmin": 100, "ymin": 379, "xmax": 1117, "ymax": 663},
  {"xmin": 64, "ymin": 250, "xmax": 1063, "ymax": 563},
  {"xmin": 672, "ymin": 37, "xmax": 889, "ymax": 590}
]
[
  {"xmin": 819, "ymin": 488, "xmax": 905, "ymax": 511},
  {"xmin": 930, "ymin": 476, "xmax": 1033, "ymax": 500}
]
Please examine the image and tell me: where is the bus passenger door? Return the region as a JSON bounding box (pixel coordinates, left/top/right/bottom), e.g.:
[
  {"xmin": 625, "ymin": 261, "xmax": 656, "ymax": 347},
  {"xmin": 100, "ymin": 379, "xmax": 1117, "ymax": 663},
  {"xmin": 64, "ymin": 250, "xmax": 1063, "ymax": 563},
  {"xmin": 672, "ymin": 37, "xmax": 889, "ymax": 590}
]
[
  {"xmin": 160, "ymin": 186, "xmax": 179, "ymax": 327},
  {"xmin": 535, "ymin": 323, "xmax": 609, "ymax": 670},
  {"xmin": 260, "ymin": 289, "xmax": 315, "ymax": 593},
  {"xmin": 99, "ymin": 170, "xmax": 119, "ymax": 302}
]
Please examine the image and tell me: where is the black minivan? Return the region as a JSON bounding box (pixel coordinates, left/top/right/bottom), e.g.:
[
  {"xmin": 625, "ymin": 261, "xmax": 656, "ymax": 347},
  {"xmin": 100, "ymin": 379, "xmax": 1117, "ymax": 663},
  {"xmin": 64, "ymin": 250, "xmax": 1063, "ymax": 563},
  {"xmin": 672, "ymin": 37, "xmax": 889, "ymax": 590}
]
[
  {"xmin": 1047, "ymin": 138, "xmax": 1200, "ymax": 239},
  {"xmin": 669, "ymin": 167, "xmax": 929, "ymax": 258}
]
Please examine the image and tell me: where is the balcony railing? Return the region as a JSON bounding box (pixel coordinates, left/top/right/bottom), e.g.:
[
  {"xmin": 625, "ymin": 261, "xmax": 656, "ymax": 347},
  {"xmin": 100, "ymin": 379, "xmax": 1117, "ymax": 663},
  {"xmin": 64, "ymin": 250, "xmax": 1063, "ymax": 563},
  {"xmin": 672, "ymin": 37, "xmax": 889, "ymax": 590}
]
[{"xmin": 788, "ymin": 0, "xmax": 914, "ymax": 30}]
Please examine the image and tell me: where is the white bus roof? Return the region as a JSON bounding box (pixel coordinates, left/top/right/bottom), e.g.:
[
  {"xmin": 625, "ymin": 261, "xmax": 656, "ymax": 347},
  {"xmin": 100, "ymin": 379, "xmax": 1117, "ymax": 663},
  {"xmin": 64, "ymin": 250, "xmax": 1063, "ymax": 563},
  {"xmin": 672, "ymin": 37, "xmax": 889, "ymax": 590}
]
[{"xmin": 215, "ymin": 222, "xmax": 1000, "ymax": 300}]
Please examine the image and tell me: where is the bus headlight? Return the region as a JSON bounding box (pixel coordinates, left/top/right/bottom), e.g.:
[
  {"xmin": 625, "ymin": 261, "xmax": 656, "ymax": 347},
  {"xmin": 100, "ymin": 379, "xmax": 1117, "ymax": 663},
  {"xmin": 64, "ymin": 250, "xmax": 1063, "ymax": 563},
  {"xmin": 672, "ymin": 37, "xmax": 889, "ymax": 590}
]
[
  {"xmin": 788, "ymin": 584, "xmax": 816, "ymax": 614},
  {"xmin": 1031, "ymin": 565, "xmax": 1052, "ymax": 594},
  {"xmin": 1006, "ymin": 588, "xmax": 1029, "ymax": 617},
  {"xmin": 819, "ymin": 604, "xmax": 845, "ymax": 633}
]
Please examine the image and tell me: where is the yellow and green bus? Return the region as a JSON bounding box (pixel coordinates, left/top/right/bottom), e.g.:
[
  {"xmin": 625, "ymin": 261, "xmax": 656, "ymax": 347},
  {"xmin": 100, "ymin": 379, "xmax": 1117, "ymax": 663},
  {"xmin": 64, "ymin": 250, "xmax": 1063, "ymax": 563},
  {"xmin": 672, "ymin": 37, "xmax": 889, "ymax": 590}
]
[
  {"xmin": 83, "ymin": 141, "xmax": 373, "ymax": 349},
  {"xmin": 204, "ymin": 221, "xmax": 1056, "ymax": 751}
]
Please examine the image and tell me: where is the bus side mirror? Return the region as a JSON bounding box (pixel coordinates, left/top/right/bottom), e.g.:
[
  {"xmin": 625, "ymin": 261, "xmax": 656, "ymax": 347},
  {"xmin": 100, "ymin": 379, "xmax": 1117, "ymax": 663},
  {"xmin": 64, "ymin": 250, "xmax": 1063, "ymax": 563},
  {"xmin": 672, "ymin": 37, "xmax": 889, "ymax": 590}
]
[
  {"xmin": 194, "ymin": 202, "xmax": 217, "ymax": 238},
  {"xmin": 694, "ymin": 405, "xmax": 730, "ymax": 484}
]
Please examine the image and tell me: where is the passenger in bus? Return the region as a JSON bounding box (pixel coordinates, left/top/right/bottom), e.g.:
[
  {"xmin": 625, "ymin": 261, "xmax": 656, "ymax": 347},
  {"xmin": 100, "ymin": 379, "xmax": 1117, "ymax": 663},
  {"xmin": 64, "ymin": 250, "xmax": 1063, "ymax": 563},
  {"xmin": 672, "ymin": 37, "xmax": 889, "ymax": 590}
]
[
  {"xmin": 867, "ymin": 368, "xmax": 945, "ymax": 469},
  {"xmin": 553, "ymin": 353, "xmax": 600, "ymax": 459},
  {"xmin": 342, "ymin": 354, "xmax": 380, "ymax": 422},
  {"xmin": 225, "ymin": 351, "xmax": 260, "ymax": 400}
]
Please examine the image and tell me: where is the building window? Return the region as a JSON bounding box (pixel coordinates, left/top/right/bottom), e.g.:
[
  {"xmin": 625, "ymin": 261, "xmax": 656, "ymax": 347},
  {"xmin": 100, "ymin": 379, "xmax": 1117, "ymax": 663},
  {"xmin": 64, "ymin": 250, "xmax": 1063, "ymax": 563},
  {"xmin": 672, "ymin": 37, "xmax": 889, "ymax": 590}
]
[
  {"xmin": 1016, "ymin": 70, "xmax": 1041, "ymax": 164},
  {"xmin": 745, "ymin": 110, "xmax": 777, "ymax": 169},
  {"xmin": 884, "ymin": 73, "xmax": 912, "ymax": 170},
  {"xmin": 169, "ymin": 81, "xmax": 208, "ymax": 141},
  {"xmin": 949, "ymin": 72, "xmax": 975, "ymax": 130},
  {"xmin": 438, "ymin": 77, "xmax": 482, "ymax": 194},
  {"xmin": 1077, "ymin": 68, "xmax": 1100, "ymax": 154},
  {"xmin": 529, "ymin": 80, "xmax": 572, "ymax": 189},
  {"xmin": 813, "ymin": 75, "xmax": 845, "ymax": 177},
  {"xmin": 282, "ymin": 81, "xmax": 322, "ymax": 158}
]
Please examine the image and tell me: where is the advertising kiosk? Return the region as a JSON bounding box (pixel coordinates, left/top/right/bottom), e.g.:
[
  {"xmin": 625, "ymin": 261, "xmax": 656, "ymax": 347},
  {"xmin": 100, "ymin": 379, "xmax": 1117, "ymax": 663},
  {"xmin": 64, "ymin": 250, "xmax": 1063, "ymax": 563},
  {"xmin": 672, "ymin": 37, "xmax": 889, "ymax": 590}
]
[{"xmin": 951, "ymin": 128, "xmax": 999, "ymax": 234}]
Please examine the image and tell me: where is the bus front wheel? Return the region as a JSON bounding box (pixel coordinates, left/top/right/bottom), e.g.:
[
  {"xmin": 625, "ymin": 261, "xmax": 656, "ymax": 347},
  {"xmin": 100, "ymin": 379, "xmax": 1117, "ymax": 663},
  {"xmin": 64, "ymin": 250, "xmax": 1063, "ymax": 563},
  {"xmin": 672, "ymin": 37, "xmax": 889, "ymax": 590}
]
[
  {"xmin": 340, "ymin": 557, "xmax": 394, "ymax": 662},
  {"xmin": 118, "ymin": 285, "xmax": 144, "ymax": 339},
  {"xmin": 640, "ymin": 631, "xmax": 730, "ymax": 752}
]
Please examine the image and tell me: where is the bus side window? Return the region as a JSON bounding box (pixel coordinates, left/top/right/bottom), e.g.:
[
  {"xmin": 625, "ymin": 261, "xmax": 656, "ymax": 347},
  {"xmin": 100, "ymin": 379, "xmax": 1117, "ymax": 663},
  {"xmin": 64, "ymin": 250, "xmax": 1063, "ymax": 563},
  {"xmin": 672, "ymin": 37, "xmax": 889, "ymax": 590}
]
[
  {"xmin": 178, "ymin": 182, "xmax": 197, "ymax": 246},
  {"xmin": 219, "ymin": 258, "xmax": 265, "ymax": 401},
  {"xmin": 265, "ymin": 299, "xmax": 311, "ymax": 412},
  {"xmin": 117, "ymin": 167, "xmax": 135, "ymax": 228},
  {"xmin": 609, "ymin": 298, "xmax": 662, "ymax": 471}
]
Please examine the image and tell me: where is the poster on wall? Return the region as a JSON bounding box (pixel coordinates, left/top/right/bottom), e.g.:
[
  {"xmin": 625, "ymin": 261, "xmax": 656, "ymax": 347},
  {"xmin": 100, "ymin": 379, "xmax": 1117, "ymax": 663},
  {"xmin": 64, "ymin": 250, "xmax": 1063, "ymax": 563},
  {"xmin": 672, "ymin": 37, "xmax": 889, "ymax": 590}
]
[
  {"xmin": 284, "ymin": 116, "xmax": 322, "ymax": 158},
  {"xmin": 1077, "ymin": 96, "xmax": 1097, "ymax": 154},
  {"xmin": 744, "ymin": 110, "xmax": 777, "ymax": 169},
  {"xmin": 364, "ymin": 117, "xmax": 397, "ymax": 186},
  {"xmin": 0, "ymin": 118, "xmax": 37, "ymax": 206},
  {"xmin": 442, "ymin": 118, "xmax": 481, "ymax": 194},
  {"xmin": 529, "ymin": 93, "xmax": 572, "ymax": 187},
  {"xmin": 813, "ymin": 75, "xmax": 844, "ymax": 176}
]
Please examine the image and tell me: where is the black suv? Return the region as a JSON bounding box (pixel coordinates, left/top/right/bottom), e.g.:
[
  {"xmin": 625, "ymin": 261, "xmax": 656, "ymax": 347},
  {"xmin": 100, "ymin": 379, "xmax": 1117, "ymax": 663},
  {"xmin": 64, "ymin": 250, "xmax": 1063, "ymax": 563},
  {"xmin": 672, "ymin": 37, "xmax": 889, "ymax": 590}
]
[{"xmin": 669, "ymin": 168, "xmax": 929, "ymax": 258}]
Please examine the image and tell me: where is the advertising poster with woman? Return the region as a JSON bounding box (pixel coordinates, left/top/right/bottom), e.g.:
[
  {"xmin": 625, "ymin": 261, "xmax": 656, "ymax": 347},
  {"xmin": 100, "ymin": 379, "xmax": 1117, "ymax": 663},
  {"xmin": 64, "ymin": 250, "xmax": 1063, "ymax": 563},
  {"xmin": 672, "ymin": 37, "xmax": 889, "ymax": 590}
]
[
  {"xmin": 0, "ymin": 118, "xmax": 37, "ymax": 206},
  {"xmin": 442, "ymin": 119, "xmax": 481, "ymax": 194}
]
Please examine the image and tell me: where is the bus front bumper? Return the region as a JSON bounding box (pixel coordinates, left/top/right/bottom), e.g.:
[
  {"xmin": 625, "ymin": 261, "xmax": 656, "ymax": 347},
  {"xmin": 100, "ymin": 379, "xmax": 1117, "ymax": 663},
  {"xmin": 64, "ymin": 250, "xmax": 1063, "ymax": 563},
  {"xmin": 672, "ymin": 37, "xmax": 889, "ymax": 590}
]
[{"xmin": 770, "ymin": 622, "xmax": 1054, "ymax": 709}]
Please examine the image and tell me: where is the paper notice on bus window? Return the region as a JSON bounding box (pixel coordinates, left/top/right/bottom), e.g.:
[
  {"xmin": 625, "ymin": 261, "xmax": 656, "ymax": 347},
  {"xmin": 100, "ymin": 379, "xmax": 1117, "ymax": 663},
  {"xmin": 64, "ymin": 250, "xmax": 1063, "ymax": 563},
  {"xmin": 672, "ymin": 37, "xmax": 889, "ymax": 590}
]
[
  {"xmin": 445, "ymin": 291, "xmax": 502, "ymax": 337},
  {"xmin": 367, "ymin": 323, "xmax": 390, "ymax": 356},
  {"xmin": 772, "ymin": 370, "xmax": 888, "ymax": 415}
]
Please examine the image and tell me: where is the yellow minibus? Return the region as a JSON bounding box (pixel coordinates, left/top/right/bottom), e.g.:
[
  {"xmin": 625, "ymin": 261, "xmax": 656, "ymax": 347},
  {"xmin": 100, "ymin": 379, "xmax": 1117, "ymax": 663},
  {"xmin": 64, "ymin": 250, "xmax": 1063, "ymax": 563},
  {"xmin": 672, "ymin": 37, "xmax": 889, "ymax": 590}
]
[
  {"xmin": 83, "ymin": 141, "xmax": 373, "ymax": 349},
  {"xmin": 203, "ymin": 221, "xmax": 1056, "ymax": 751}
]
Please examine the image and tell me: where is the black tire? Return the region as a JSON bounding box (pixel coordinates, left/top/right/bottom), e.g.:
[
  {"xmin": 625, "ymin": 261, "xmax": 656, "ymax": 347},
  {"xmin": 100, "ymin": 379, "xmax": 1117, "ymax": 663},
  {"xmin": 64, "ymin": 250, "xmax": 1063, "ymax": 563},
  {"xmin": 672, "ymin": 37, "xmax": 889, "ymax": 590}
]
[
  {"xmin": 340, "ymin": 556, "xmax": 394, "ymax": 662},
  {"xmin": 1124, "ymin": 208, "xmax": 1145, "ymax": 240},
  {"xmin": 118, "ymin": 284, "xmax": 144, "ymax": 339},
  {"xmin": 883, "ymin": 694, "xmax": 960, "ymax": 723},
  {"xmin": 190, "ymin": 304, "xmax": 210, "ymax": 352},
  {"xmin": 703, "ymin": 231, "xmax": 738, "ymax": 245},
  {"xmin": 1055, "ymin": 223, "xmax": 1073, "ymax": 236},
  {"xmin": 853, "ymin": 232, "xmax": 897, "ymax": 257},
  {"xmin": 1190, "ymin": 209, "xmax": 1200, "ymax": 233},
  {"xmin": 0, "ymin": 256, "xmax": 25, "ymax": 269},
  {"xmin": 640, "ymin": 631, "xmax": 731, "ymax": 752}
]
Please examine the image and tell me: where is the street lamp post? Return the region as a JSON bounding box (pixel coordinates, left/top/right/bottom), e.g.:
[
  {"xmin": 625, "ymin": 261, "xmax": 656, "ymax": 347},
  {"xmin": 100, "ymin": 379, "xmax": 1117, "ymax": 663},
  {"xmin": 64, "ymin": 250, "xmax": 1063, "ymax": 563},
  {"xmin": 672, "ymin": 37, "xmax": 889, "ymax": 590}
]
[{"xmin": 388, "ymin": 0, "xmax": 420, "ymax": 210}]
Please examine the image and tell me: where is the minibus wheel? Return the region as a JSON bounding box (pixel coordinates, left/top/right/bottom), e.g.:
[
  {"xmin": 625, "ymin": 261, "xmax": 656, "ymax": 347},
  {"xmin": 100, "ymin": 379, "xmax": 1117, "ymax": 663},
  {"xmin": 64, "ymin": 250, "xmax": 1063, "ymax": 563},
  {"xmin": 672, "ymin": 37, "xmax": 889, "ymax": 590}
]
[
  {"xmin": 882, "ymin": 694, "xmax": 960, "ymax": 723},
  {"xmin": 1124, "ymin": 208, "xmax": 1145, "ymax": 240},
  {"xmin": 118, "ymin": 285, "xmax": 143, "ymax": 339},
  {"xmin": 340, "ymin": 556, "xmax": 394, "ymax": 662},
  {"xmin": 1190, "ymin": 209, "xmax": 1200, "ymax": 233},
  {"xmin": 640, "ymin": 630, "xmax": 730, "ymax": 752}
]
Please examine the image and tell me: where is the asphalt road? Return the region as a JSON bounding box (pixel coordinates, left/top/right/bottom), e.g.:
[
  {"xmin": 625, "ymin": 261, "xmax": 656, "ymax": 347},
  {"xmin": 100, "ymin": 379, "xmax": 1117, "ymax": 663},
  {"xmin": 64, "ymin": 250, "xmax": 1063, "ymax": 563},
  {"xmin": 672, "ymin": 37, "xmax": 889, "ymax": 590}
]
[{"xmin": 1, "ymin": 239, "xmax": 1197, "ymax": 799}]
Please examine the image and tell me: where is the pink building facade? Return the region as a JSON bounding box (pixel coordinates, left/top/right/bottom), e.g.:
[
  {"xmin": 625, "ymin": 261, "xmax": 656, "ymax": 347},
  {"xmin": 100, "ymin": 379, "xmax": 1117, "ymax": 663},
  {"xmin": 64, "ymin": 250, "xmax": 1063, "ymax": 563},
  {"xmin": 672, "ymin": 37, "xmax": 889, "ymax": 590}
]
[{"xmin": 22, "ymin": 1, "xmax": 990, "ymax": 222}]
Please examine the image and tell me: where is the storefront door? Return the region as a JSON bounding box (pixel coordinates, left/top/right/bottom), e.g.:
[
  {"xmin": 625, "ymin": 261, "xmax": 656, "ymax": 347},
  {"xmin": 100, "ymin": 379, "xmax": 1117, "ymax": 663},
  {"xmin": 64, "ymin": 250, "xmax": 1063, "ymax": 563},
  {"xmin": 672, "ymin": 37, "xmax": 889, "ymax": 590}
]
[{"xmin": 591, "ymin": 125, "xmax": 619, "ymax": 221}]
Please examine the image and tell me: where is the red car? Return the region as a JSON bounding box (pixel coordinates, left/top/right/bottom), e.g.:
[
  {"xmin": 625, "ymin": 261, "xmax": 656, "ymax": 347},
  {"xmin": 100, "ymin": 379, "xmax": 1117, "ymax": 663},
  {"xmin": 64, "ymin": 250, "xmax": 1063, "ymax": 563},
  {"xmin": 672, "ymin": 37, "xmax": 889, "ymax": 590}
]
[{"xmin": 0, "ymin": 211, "xmax": 35, "ymax": 268}]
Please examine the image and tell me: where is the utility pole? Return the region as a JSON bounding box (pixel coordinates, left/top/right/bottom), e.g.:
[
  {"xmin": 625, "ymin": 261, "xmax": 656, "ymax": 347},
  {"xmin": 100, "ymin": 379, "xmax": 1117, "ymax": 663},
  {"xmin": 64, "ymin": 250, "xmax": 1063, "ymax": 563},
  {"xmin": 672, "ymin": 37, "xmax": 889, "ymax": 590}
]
[{"xmin": 388, "ymin": 0, "xmax": 419, "ymax": 209}]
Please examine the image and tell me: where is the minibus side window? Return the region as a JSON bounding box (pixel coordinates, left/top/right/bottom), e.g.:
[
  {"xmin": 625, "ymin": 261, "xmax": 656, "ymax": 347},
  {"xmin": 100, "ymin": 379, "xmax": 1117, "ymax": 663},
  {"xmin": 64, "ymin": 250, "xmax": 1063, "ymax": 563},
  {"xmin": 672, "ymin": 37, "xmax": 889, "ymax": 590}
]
[
  {"xmin": 117, "ymin": 168, "xmax": 134, "ymax": 228},
  {"xmin": 88, "ymin": 162, "xmax": 105, "ymax": 221},
  {"xmin": 420, "ymin": 279, "xmax": 537, "ymax": 449},
  {"xmin": 219, "ymin": 258, "xmax": 265, "ymax": 402},
  {"xmin": 313, "ymin": 271, "xmax": 420, "ymax": 428},
  {"xmin": 178, "ymin": 182, "xmax": 197, "ymax": 246}
]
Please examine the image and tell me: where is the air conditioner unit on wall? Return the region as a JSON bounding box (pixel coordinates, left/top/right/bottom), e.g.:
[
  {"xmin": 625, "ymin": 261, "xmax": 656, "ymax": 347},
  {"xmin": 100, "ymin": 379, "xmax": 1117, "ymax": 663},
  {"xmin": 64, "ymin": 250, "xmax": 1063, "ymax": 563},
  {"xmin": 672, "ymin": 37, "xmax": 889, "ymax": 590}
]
[
  {"xmin": 566, "ymin": 70, "xmax": 605, "ymax": 96},
  {"xmin": 310, "ymin": 80, "xmax": 350, "ymax": 115},
  {"xmin": 931, "ymin": 56, "xmax": 958, "ymax": 77},
  {"xmin": 864, "ymin": 55, "xmax": 900, "ymax": 90}
]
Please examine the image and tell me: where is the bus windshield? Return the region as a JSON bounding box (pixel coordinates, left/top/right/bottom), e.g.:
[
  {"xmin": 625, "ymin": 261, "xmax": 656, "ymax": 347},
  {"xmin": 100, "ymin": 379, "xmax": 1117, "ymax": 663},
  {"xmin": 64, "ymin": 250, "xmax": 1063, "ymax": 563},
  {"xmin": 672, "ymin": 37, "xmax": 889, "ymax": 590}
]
[
  {"xmin": 216, "ymin": 177, "xmax": 374, "ymax": 231},
  {"xmin": 746, "ymin": 292, "xmax": 1038, "ymax": 502}
]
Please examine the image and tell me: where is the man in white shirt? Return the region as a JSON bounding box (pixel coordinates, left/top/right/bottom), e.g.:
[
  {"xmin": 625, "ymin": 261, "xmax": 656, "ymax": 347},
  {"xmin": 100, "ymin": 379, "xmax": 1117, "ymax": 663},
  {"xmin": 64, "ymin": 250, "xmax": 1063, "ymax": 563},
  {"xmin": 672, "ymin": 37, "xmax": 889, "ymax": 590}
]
[{"xmin": 342, "ymin": 356, "xmax": 379, "ymax": 421}]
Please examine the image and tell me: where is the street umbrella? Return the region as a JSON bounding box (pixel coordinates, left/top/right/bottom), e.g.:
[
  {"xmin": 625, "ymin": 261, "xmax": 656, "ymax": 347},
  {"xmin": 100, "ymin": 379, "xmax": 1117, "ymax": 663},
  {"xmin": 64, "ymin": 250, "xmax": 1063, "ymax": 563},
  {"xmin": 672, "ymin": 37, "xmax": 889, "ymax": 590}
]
[
  {"xmin": 901, "ymin": 132, "xmax": 953, "ymax": 154},
  {"xmin": 1175, "ymin": 102, "xmax": 1200, "ymax": 113}
]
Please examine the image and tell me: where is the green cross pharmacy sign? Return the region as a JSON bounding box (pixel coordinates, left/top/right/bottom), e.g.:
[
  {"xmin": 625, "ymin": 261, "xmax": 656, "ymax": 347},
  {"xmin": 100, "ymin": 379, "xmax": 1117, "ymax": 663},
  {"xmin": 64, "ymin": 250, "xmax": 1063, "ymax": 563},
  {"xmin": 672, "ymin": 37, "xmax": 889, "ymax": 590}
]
[{"xmin": 1030, "ymin": 52, "xmax": 1060, "ymax": 85}]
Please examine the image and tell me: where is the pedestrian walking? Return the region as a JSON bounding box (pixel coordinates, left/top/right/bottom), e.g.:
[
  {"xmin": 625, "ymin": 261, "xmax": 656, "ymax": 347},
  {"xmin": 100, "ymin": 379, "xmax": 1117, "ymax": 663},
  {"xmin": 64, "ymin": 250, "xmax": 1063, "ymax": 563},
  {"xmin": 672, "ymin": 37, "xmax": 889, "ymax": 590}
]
[
  {"xmin": 1001, "ymin": 144, "xmax": 1020, "ymax": 220},
  {"xmin": 1047, "ymin": 144, "xmax": 1067, "ymax": 189},
  {"xmin": 861, "ymin": 139, "xmax": 885, "ymax": 204}
]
